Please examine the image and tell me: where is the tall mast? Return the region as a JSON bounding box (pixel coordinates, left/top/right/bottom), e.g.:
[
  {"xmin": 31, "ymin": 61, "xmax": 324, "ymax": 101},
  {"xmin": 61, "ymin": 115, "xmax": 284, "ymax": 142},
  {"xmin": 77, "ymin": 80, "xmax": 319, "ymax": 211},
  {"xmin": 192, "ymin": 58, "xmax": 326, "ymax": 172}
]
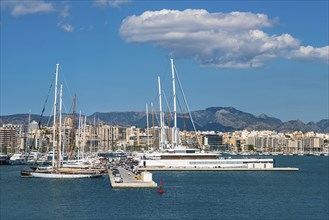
[
  {"xmin": 83, "ymin": 116, "xmax": 86, "ymax": 158},
  {"xmin": 59, "ymin": 84, "xmax": 63, "ymax": 164},
  {"xmin": 146, "ymin": 103, "xmax": 150, "ymax": 151},
  {"xmin": 151, "ymin": 102, "xmax": 155, "ymax": 151},
  {"xmin": 171, "ymin": 59, "xmax": 177, "ymax": 148},
  {"xmin": 52, "ymin": 64, "xmax": 59, "ymax": 168},
  {"xmin": 69, "ymin": 95, "xmax": 76, "ymax": 160},
  {"xmin": 163, "ymin": 91, "xmax": 172, "ymax": 147},
  {"xmin": 92, "ymin": 115, "xmax": 96, "ymax": 153},
  {"xmin": 77, "ymin": 111, "xmax": 82, "ymax": 160},
  {"xmin": 167, "ymin": 111, "xmax": 171, "ymax": 146},
  {"xmin": 158, "ymin": 76, "xmax": 164, "ymax": 150}
]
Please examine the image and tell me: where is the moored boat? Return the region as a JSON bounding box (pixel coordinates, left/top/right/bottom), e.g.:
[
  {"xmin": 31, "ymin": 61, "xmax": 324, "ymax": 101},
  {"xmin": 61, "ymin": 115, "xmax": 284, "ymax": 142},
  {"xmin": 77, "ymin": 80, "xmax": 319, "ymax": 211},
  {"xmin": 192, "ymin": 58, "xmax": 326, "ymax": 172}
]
[
  {"xmin": 138, "ymin": 59, "xmax": 295, "ymax": 171},
  {"xmin": 30, "ymin": 172, "xmax": 101, "ymax": 178},
  {"xmin": 138, "ymin": 148, "xmax": 275, "ymax": 169},
  {"xmin": 8, "ymin": 153, "xmax": 25, "ymax": 165},
  {"xmin": 21, "ymin": 64, "xmax": 105, "ymax": 179}
]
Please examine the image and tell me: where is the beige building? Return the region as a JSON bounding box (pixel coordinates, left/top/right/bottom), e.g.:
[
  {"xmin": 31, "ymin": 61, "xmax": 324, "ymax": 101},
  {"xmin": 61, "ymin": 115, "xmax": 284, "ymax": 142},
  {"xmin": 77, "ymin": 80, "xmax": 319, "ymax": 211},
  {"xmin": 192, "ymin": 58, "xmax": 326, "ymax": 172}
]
[
  {"xmin": 0, "ymin": 127, "xmax": 18, "ymax": 154},
  {"xmin": 0, "ymin": 124, "xmax": 25, "ymax": 153},
  {"xmin": 96, "ymin": 125, "xmax": 120, "ymax": 151}
]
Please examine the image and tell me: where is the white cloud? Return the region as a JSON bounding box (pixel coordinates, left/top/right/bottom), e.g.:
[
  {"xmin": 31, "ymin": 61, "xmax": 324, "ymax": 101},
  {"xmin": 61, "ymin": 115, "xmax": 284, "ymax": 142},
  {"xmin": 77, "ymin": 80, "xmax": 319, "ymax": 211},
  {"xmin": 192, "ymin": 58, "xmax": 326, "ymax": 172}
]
[
  {"xmin": 57, "ymin": 4, "xmax": 74, "ymax": 32},
  {"xmin": 93, "ymin": 0, "xmax": 131, "ymax": 8},
  {"xmin": 285, "ymin": 46, "xmax": 329, "ymax": 63},
  {"xmin": 1, "ymin": 1, "xmax": 75, "ymax": 33},
  {"xmin": 120, "ymin": 9, "xmax": 328, "ymax": 68},
  {"xmin": 58, "ymin": 22, "xmax": 74, "ymax": 32},
  {"xmin": 1, "ymin": 0, "xmax": 54, "ymax": 16},
  {"xmin": 60, "ymin": 5, "xmax": 70, "ymax": 18}
]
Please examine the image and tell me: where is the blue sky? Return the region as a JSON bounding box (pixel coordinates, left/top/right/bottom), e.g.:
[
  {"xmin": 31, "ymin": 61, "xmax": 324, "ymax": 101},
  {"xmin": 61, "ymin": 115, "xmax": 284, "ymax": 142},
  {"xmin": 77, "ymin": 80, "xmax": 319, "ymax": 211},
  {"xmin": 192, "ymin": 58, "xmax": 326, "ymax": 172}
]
[{"xmin": 1, "ymin": 0, "xmax": 328, "ymax": 123}]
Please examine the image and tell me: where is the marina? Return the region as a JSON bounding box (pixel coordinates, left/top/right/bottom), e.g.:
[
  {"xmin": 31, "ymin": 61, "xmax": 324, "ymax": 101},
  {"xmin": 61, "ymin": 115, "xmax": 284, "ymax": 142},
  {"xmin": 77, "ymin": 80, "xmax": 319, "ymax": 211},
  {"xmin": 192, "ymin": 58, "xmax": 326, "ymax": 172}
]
[{"xmin": 1, "ymin": 1, "xmax": 328, "ymax": 219}]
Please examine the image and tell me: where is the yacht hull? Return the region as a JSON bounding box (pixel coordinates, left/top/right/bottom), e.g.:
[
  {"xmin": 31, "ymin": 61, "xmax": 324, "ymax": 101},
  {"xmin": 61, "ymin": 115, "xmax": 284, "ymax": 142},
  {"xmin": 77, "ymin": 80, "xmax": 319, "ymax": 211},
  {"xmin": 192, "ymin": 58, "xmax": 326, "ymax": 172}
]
[{"xmin": 30, "ymin": 172, "xmax": 102, "ymax": 178}]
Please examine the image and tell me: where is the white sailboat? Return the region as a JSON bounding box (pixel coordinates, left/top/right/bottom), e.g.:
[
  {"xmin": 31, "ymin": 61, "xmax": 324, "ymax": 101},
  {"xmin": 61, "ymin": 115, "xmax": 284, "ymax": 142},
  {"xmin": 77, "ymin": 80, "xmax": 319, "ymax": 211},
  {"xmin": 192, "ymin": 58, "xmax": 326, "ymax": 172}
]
[{"xmin": 25, "ymin": 64, "xmax": 102, "ymax": 178}]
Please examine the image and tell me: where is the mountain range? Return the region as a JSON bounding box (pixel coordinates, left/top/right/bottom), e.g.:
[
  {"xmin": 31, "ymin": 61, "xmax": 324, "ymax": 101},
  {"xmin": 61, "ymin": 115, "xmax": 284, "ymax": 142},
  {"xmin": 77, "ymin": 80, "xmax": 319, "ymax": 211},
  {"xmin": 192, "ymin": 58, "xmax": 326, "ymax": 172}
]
[{"xmin": 1, "ymin": 107, "xmax": 328, "ymax": 133}]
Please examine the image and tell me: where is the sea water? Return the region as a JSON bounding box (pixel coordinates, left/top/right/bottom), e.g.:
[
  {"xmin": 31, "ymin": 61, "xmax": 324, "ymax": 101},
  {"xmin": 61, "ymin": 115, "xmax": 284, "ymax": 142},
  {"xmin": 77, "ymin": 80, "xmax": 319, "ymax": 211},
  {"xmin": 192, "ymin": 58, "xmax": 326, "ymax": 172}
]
[{"xmin": 1, "ymin": 156, "xmax": 328, "ymax": 220}]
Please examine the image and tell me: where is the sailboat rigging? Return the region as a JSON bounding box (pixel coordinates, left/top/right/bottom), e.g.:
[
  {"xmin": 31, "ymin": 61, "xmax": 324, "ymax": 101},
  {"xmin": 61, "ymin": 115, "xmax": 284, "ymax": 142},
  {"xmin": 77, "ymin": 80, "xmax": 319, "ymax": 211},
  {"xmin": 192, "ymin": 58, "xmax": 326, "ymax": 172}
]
[{"xmin": 21, "ymin": 64, "xmax": 103, "ymax": 178}]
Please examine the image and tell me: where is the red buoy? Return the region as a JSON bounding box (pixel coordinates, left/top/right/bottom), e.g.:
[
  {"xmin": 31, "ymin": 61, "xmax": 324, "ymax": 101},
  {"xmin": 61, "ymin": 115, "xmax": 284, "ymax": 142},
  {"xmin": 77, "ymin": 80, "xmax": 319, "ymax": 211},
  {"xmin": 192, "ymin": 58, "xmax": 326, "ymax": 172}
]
[{"xmin": 157, "ymin": 180, "xmax": 164, "ymax": 194}]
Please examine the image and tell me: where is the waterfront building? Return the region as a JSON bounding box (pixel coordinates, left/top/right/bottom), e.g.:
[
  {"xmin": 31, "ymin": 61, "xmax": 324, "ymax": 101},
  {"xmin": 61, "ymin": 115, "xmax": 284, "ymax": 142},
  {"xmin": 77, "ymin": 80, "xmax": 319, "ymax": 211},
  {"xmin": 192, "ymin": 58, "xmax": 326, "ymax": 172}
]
[
  {"xmin": 0, "ymin": 124, "xmax": 25, "ymax": 153},
  {"xmin": 202, "ymin": 133, "xmax": 225, "ymax": 151},
  {"xmin": 97, "ymin": 124, "xmax": 119, "ymax": 152},
  {"xmin": 126, "ymin": 126, "xmax": 139, "ymax": 147},
  {"xmin": 136, "ymin": 128, "xmax": 153, "ymax": 150},
  {"xmin": 0, "ymin": 127, "xmax": 17, "ymax": 154},
  {"xmin": 115, "ymin": 127, "xmax": 128, "ymax": 150},
  {"xmin": 301, "ymin": 137, "xmax": 325, "ymax": 153},
  {"xmin": 1, "ymin": 118, "xmax": 328, "ymax": 154}
]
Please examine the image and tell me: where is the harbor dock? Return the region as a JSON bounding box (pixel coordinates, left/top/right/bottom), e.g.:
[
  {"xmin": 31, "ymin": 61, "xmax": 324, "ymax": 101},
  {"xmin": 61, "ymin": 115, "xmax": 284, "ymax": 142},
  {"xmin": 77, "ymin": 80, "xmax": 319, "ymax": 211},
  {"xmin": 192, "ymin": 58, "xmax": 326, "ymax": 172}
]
[
  {"xmin": 108, "ymin": 167, "xmax": 157, "ymax": 188},
  {"xmin": 138, "ymin": 167, "xmax": 299, "ymax": 171}
]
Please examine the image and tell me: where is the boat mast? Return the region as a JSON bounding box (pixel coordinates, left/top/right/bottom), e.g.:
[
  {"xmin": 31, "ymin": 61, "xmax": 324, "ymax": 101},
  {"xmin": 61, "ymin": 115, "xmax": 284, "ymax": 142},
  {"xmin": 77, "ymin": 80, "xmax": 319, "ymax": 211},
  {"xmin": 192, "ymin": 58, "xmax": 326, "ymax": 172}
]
[
  {"xmin": 162, "ymin": 91, "xmax": 172, "ymax": 147},
  {"xmin": 90, "ymin": 117, "xmax": 93, "ymax": 154},
  {"xmin": 83, "ymin": 115, "xmax": 86, "ymax": 158},
  {"xmin": 171, "ymin": 59, "xmax": 177, "ymax": 148},
  {"xmin": 158, "ymin": 76, "xmax": 164, "ymax": 150},
  {"xmin": 55, "ymin": 111, "xmax": 59, "ymax": 173},
  {"xmin": 69, "ymin": 95, "xmax": 76, "ymax": 160},
  {"xmin": 77, "ymin": 111, "xmax": 81, "ymax": 160},
  {"xmin": 146, "ymin": 103, "xmax": 150, "ymax": 151},
  {"xmin": 52, "ymin": 64, "xmax": 59, "ymax": 168},
  {"xmin": 151, "ymin": 102, "xmax": 155, "ymax": 151},
  {"xmin": 59, "ymin": 84, "xmax": 63, "ymax": 165}
]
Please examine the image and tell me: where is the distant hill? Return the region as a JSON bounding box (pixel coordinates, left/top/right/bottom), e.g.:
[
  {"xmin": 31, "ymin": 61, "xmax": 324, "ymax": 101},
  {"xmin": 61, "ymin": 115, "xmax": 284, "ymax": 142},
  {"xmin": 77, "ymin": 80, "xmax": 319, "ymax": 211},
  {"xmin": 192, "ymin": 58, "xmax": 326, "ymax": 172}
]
[{"xmin": 1, "ymin": 107, "xmax": 328, "ymax": 133}]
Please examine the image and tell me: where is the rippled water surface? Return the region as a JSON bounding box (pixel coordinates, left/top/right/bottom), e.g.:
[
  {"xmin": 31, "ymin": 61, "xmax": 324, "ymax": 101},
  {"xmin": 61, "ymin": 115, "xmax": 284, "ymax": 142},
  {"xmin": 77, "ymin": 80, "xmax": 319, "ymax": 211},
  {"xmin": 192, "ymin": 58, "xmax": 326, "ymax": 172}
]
[{"xmin": 1, "ymin": 156, "xmax": 328, "ymax": 219}]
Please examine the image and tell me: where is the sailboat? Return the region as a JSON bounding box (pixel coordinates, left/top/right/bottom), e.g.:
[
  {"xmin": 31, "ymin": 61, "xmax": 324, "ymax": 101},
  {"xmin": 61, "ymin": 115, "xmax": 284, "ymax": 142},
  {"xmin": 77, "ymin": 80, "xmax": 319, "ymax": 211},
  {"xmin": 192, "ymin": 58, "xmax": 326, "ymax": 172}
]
[
  {"xmin": 159, "ymin": 59, "xmax": 201, "ymax": 151},
  {"xmin": 23, "ymin": 64, "xmax": 102, "ymax": 178}
]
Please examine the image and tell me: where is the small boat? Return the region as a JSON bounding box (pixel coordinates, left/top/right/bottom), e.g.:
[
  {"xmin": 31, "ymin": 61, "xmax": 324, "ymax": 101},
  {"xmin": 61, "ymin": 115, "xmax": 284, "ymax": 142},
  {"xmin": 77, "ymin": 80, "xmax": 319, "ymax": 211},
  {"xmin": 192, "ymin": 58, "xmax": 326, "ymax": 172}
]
[
  {"xmin": 8, "ymin": 153, "xmax": 25, "ymax": 165},
  {"xmin": 21, "ymin": 169, "xmax": 33, "ymax": 177}
]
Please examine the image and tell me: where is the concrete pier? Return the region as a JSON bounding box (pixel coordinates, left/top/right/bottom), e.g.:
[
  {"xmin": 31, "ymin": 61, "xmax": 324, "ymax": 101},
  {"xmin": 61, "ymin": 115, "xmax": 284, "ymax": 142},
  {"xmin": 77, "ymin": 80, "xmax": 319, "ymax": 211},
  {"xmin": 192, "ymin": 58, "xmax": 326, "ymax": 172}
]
[
  {"xmin": 108, "ymin": 167, "xmax": 157, "ymax": 188},
  {"xmin": 138, "ymin": 167, "xmax": 299, "ymax": 171}
]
